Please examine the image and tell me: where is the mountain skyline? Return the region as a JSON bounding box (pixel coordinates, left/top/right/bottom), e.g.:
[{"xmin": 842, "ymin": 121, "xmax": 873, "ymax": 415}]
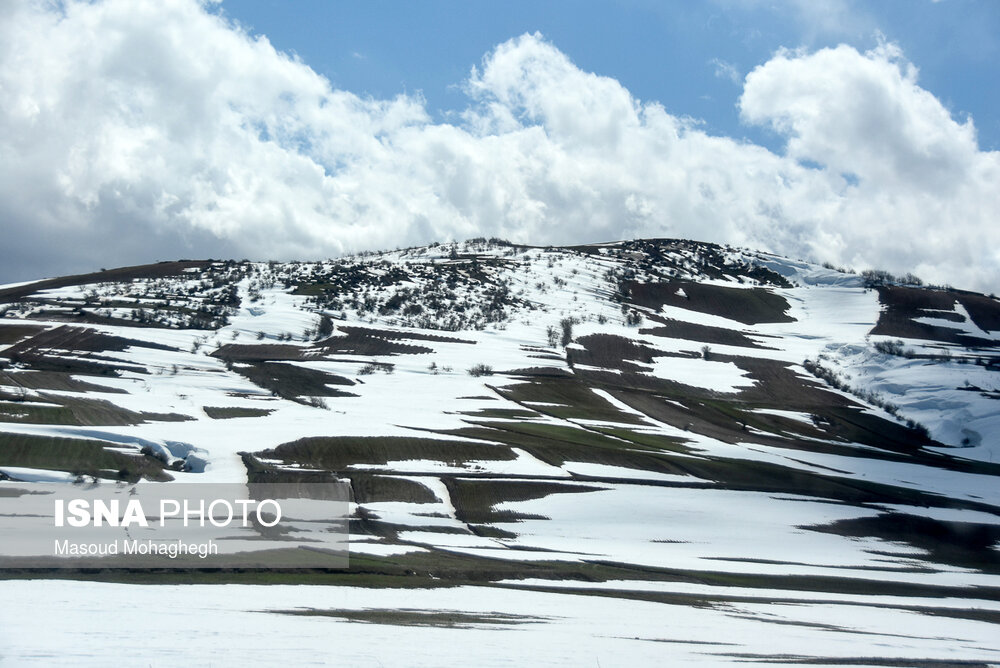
[{"xmin": 1, "ymin": 0, "xmax": 998, "ymax": 292}]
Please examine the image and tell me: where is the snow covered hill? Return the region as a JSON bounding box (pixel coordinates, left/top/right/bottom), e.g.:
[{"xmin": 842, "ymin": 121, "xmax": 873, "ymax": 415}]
[{"xmin": 1, "ymin": 238, "xmax": 999, "ymax": 666}]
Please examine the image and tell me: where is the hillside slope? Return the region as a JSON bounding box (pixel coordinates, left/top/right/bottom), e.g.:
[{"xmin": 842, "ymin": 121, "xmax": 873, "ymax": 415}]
[{"xmin": 1, "ymin": 238, "xmax": 999, "ymax": 665}]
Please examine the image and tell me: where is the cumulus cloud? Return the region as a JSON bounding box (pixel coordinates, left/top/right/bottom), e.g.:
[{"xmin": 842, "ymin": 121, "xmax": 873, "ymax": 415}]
[
  {"xmin": 740, "ymin": 41, "xmax": 1000, "ymax": 289},
  {"xmin": 0, "ymin": 1, "xmax": 997, "ymax": 292}
]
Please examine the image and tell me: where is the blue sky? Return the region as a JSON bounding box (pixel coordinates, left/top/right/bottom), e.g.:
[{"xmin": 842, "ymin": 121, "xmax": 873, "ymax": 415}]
[
  {"xmin": 218, "ymin": 0, "xmax": 1000, "ymax": 152},
  {"xmin": 1, "ymin": 0, "xmax": 998, "ymax": 291}
]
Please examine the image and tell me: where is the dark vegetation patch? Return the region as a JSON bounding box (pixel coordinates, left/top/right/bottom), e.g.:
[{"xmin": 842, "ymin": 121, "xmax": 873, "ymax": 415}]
[
  {"xmin": 229, "ymin": 361, "xmax": 357, "ymax": 404},
  {"xmin": 461, "ymin": 420, "xmax": 662, "ymax": 455},
  {"xmin": 722, "ymin": 356, "xmax": 940, "ymax": 453},
  {"xmin": 590, "ymin": 426, "xmax": 693, "ymax": 454},
  {"xmin": 348, "ymin": 513, "xmax": 481, "ymax": 543},
  {"xmin": 10, "ymin": 309, "xmax": 169, "ymax": 329},
  {"xmin": 468, "ymin": 524, "xmax": 518, "ymax": 539},
  {"xmin": 565, "ymin": 366, "xmax": 729, "ymax": 400},
  {"xmin": 1, "ymin": 261, "xmax": 245, "ymax": 330},
  {"xmin": 504, "ymin": 367, "xmax": 574, "ymax": 379},
  {"xmin": 293, "ymin": 256, "xmax": 529, "ymax": 331},
  {"xmin": 625, "ymin": 281, "xmax": 794, "ymax": 325},
  {"xmin": 958, "ymin": 385, "xmax": 1000, "ymax": 400},
  {"xmin": 871, "ymin": 286, "xmax": 1000, "ymax": 347},
  {"xmin": 483, "ymin": 371, "xmax": 1000, "ymax": 512},
  {"xmin": 203, "ymin": 406, "xmax": 274, "ymax": 419},
  {"xmin": 958, "ymin": 291, "xmax": 1000, "ymax": 332},
  {"xmin": 0, "ymin": 396, "xmax": 133, "ymax": 426},
  {"xmin": 442, "ymin": 478, "xmax": 606, "ymax": 524},
  {"xmin": 309, "ymin": 326, "xmax": 440, "ymax": 356},
  {"xmin": 0, "ymin": 368, "xmax": 126, "ymax": 394},
  {"xmin": 443, "ymin": 421, "xmax": 692, "ymax": 479},
  {"xmin": 272, "ymin": 608, "xmax": 545, "ymax": 628},
  {"xmin": 497, "ymin": 378, "xmax": 646, "ymax": 424},
  {"xmin": 6, "ymin": 547, "xmax": 1000, "ymax": 604},
  {"xmin": 608, "ymin": 374, "xmax": 1000, "ymax": 482},
  {"xmin": 567, "ymin": 333, "xmax": 676, "ymax": 372},
  {"xmin": 244, "ymin": 456, "xmax": 442, "ymax": 505},
  {"xmin": 0, "ymin": 551, "xmax": 659, "ymax": 588},
  {"xmin": 0, "ymin": 431, "xmax": 171, "ymax": 482},
  {"xmin": 498, "ymin": 353, "xmax": 952, "ymax": 476},
  {"xmin": 640, "ymin": 316, "xmax": 771, "ymax": 349},
  {"xmin": 0, "ymin": 261, "xmax": 214, "ymax": 303},
  {"xmin": 211, "ymin": 344, "xmax": 305, "ymax": 362},
  {"xmin": 912, "ymin": 310, "xmax": 965, "ymax": 323},
  {"xmin": 348, "ymin": 473, "xmax": 441, "ymax": 504},
  {"xmin": 809, "ymin": 513, "xmax": 1000, "ymax": 574},
  {"xmin": 0, "ymin": 558, "xmax": 989, "ymax": 616},
  {"xmin": 224, "ymin": 335, "xmax": 426, "ymax": 365},
  {"xmin": 584, "ymin": 238, "xmax": 793, "ymax": 288},
  {"xmin": 0, "ymin": 389, "xmax": 188, "ymax": 426},
  {"xmin": 258, "ymin": 436, "xmax": 517, "ymax": 473},
  {"xmin": 0, "ymin": 324, "xmax": 46, "ymax": 345},
  {"xmin": 140, "ymin": 411, "xmax": 192, "ymax": 422},
  {"xmin": 604, "ymin": 386, "xmax": 788, "ymax": 445},
  {"xmin": 240, "ymin": 452, "xmax": 338, "ymax": 484},
  {"xmin": 290, "ymin": 262, "xmax": 414, "ymax": 296},
  {"xmin": 0, "ymin": 326, "xmax": 176, "ymax": 378},
  {"xmin": 460, "ymin": 408, "xmax": 541, "ymax": 420},
  {"xmin": 2, "ymin": 325, "xmax": 175, "ymax": 354},
  {"xmin": 526, "ymin": 410, "xmax": 986, "ymax": 510},
  {"xmin": 485, "ymin": 348, "xmax": 996, "ymax": 514},
  {"xmin": 335, "ymin": 326, "xmax": 474, "ymax": 345},
  {"xmin": 3, "ymin": 354, "xmax": 139, "ymax": 378}
]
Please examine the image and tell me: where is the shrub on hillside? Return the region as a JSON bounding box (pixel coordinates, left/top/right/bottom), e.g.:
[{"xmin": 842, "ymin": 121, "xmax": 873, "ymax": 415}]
[{"xmin": 873, "ymin": 339, "xmax": 906, "ymax": 356}]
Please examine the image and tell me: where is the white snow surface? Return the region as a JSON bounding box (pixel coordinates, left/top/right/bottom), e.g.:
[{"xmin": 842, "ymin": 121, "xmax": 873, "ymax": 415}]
[{"xmin": 1, "ymin": 580, "xmax": 998, "ymax": 667}]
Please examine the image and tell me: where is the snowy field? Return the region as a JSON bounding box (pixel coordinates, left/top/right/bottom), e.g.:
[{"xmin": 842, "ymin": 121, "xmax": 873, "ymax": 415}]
[{"xmin": 1, "ymin": 580, "xmax": 998, "ymax": 667}]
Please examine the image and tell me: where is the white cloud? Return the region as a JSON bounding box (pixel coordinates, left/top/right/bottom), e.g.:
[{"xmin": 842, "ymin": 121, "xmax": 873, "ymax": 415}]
[
  {"xmin": 0, "ymin": 1, "xmax": 997, "ymax": 293},
  {"xmin": 740, "ymin": 41, "xmax": 1000, "ymax": 289}
]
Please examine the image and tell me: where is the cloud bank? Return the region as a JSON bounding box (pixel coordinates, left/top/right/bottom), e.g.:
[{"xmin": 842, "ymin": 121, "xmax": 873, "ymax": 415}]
[{"xmin": 1, "ymin": 1, "xmax": 997, "ymax": 292}]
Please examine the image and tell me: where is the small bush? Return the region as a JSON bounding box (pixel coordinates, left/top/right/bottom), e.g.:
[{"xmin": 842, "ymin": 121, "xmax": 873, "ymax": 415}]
[
  {"xmin": 359, "ymin": 361, "xmax": 393, "ymax": 375},
  {"xmin": 546, "ymin": 325, "xmax": 559, "ymax": 348},
  {"xmin": 873, "ymin": 339, "xmax": 906, "ymax": 356},
  {"xmin": 560, "ymin": 317, "xmax": 576, "ymax": 347},
  {"xmin": 305, "ymin": 396, "xmax": 329, "ymax": 410},
  {"xmin": 468, "ymin": 363, "xmax": 494, "ymax": 377},
  {"xmin": 861, "ymin": 269, "xmax": 896, "ymax": 288},
  {"xmin": 317, "ymin": 314, "xmax": 334, "ymax": 339}
]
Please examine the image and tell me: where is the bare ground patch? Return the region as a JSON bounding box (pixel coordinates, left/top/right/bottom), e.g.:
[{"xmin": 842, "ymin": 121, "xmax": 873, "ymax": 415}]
[{"xmin": 626, "ymin": 280, "xmax": 795, "ymax": 325}]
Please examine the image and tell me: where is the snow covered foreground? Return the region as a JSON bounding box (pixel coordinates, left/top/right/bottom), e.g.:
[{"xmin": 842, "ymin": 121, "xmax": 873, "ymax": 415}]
[
  {"xmin": 1, "ymin": 238, "xmax": 999, "ymax": 665},
  {"xmin": 1, "ymin": 580, "xmax": 998, "ymax": 667}
]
